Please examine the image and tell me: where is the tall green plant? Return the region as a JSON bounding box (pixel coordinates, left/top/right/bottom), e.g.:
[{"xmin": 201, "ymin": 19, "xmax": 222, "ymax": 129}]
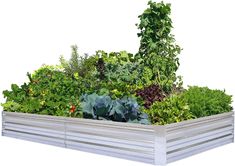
[{"xmin": 136, "ymin": 1, "xmax": 182, "ymax": 93}]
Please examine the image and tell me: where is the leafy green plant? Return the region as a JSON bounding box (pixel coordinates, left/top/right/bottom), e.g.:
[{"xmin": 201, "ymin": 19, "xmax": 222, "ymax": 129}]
[
  {"xmin": 2, "ymin": 83, "xmax": 28, "ymax": 105},
  {"xmin": 81, "ymin": 93, "xmax": 150, "ymax": 124},
  {"xmin": 146, "ymin": 95, "xmax": 194, "ymax": 125},
  {"xmin": 97, "ymin": 50, "xmax": 163, "ymax": 98},
  {"xmin": 1, "ymin": 101, "xmax": 22, "ymax": 112},
  {"xmin": 99, "ymin": 50, "xmax": 136, "ymax": 64},
  {"xmin": 136, "ymin": 0, "xmax": 182, "ymax": 93},
  {"xmin": 2, "ymin": 65, "xmax": 83, "ymax": 117},
  {"xmin": 1, "ymin": 1, "xmax": 233, "ymax": 126},
  {"xmin": 182, "ymin": 86, "xmax": 233, "ymax": 118},
  {"xmin": 85, "ymin": 51, "xmax": 152, "ymax": 98}
]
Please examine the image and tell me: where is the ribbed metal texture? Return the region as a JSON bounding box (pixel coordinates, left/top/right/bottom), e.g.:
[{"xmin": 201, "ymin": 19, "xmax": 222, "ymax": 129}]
[
  {"xmin": 1, "ymin": 111, "xmax": 155, "ymax": 164},
  {"xmin": 166, "ymin": 112, "xmax": 234, "ymax": 163},
  {"xmin": 1, "ymin": 111, "xmax": 234, "ymax": 165}
]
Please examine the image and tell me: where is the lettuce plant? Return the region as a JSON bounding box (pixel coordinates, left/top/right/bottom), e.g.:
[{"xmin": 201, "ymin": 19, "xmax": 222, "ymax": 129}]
[{"xmin": 146, "ymin": 95, "xmax": 194, "ymax": 125}]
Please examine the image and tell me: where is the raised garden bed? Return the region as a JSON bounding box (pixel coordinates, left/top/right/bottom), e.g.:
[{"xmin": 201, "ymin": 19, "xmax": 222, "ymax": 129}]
[
  {"xmin": 1, "ymin": 1, "xmax": 234, "ymax": 165},
  {"xmin": 2, "ymin": 111, "xmax": 234, "ymax": 165}
]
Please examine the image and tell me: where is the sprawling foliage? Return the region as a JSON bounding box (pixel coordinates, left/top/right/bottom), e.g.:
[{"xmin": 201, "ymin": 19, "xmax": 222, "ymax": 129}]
[
  {"xmin": 2, "ymin": 66, "xmax": 83, "ymax": 117},
  {"xmin": 1, "ymin": 1, "xmax": 233, "ymax": 125},
  {"xmin": 182, "ymin": 86, "xmax": 233, "ymax": 118}
]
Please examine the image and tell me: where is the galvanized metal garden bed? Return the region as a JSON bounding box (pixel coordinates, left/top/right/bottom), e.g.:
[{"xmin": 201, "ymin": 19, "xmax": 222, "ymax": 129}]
[{"xmin": 1, "ymin": 111, "xmax": 234, "ymax": 165}]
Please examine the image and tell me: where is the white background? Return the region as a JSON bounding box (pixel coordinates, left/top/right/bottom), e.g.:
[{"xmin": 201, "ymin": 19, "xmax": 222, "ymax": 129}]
[{"xmin": 0, "ymin": 0, "xmax": 234, "ymax": 165}]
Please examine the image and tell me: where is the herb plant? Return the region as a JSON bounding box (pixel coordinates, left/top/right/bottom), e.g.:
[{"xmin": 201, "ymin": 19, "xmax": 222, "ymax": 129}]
[{"xmin": 182, "ymin": 86, "xmax": 233, "ymax": 117}]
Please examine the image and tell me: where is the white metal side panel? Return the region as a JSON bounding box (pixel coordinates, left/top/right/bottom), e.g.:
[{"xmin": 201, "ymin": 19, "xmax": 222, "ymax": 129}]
[
  {"xmin": 166, "ymin": 112, "xmax": 234, "ymax": 163},
  {"xmin": 2, "ymin": 111, "xmax": 156, "ymax": 164},
  {"xmin": 1, "ymin": 111, "xmax": 234, "ymax": 165}
]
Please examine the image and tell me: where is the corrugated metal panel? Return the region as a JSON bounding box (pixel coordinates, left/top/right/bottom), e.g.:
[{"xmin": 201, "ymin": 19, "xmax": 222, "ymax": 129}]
[
  {"xmin": 1, "ymin": 111, "xmax": 234, "ymax": 165},
  {"xmin": 166, "ymin": 112, "xmax": 234, "ymax": 163},
  {"xmin": 2, "ymin": 111, "xmax": 155, "ymax": 164},
  {"xmin": 2, "ymin": 111, "xmax": 66, "ymax": 147},
  {"xmin": 64, "ymin": 115, "xmax": 155, "ymax": 164}
]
